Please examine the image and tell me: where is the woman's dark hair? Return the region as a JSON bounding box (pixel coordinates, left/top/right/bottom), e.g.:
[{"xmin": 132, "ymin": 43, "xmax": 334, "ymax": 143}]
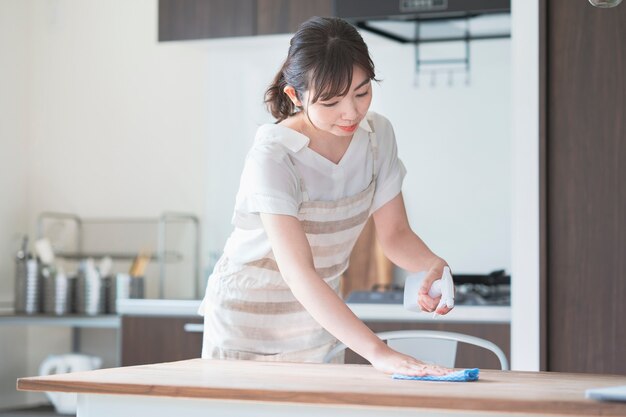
[{"xmin": 264, "ymin": 16, "xmax": 376, "ymax": 122}]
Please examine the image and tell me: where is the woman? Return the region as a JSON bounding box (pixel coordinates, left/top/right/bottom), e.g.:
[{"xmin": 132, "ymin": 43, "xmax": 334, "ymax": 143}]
[{"xmin": 199, "ymin": 16, "xmax": 453, "ymax": 377}]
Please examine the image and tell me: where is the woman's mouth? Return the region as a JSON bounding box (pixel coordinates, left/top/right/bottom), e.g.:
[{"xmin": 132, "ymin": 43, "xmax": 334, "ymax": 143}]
[{"xmin": 337, "ymin": 124, "xmax": 358, "ymax": 133}]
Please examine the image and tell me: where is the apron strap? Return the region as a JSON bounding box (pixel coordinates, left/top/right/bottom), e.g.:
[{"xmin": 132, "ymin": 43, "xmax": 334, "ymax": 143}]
[{"xmin": 366, "ymin": 118, "xmax": 378, "ymax": 182}]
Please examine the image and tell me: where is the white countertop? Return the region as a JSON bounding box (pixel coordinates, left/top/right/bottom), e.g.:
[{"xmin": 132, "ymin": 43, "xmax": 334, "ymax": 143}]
[{"xmin": 117, "ymin": 299, "xmax": 510, "ymax": 323}]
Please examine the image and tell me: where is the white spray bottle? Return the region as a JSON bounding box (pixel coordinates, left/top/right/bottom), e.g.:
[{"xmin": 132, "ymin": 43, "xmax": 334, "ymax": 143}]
[{"xmin": 403, "ymin": 266, "xmax": 455, "ymax": 317}]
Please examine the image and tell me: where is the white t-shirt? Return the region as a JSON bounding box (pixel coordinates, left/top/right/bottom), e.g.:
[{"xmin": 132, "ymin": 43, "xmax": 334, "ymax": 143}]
[{"xmin": 222, "ymin": 111, "xmax": 406, "ymax": 264}]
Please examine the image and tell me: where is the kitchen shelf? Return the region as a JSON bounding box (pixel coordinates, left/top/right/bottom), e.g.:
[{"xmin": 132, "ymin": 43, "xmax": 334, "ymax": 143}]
[
  {"xmin": 36, "ymin": 211, "xmax": 201, "ymax": 299},
  {"xmin": 0, "ymin": 313, "xmax": 121, "ymax": 363},
  {"xmin": 0, "ymin": 314, "xmax": 120, "ymax": 328},
  {"xmin": 53, "ymin": 251, "xmax": 182, "ymax": 262}
]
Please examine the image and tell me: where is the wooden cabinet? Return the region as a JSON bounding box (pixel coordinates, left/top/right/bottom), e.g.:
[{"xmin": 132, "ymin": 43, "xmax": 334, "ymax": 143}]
[
  {"xmin": 256, "ymin": 0, "xmax": 333, "ymax": 35},
  {"xmin": 542, "ymin": 0, "xmax": 626, "ymax": 374},
  {"xmin": 158, "ymin": 0, "xmax": 333, "ymax": 41},
  {"xmin": 345, "ymin": 321, "xmax": 510, "ymax": 370},
  {"xmin": 120, "ymin": 314, "xmax": 507, "ymax": 369},
  {"xmin": 121, "ymin": 316, "xmax": 203, "ymax": 366}
]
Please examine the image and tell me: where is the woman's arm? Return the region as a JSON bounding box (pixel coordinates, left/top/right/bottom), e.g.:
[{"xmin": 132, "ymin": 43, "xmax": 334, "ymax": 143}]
[
  {"xmin": 260, "ymin": 212, "xmax": 450, "ymax": 376},
  {"xmin": 372, "ymin": 192, "xmax": 453, "ymax": 315}
]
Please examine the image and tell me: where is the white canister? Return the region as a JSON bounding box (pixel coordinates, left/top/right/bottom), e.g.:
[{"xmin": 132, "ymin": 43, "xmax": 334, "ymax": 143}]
[{"xmin": 38, "ymin": 353, "xmax": 103, "ymax": 414}]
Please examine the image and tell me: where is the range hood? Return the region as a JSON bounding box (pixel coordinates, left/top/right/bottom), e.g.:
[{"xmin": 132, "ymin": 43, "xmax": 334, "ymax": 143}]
[
  {"xmin": 334, "ymin": 0, "xmax": 510, "ymax": 22},
  {"xmin": 333, "ymin": 0, "xmax": 511, "ymax": 44}
]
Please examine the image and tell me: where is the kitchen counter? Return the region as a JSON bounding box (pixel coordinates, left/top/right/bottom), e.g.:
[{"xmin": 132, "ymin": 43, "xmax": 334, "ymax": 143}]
[
  {"xmin": 117, "ymin": 299, "xmax": 510, "ymax": 323},
  {"xmin": 17, "ymin": 359, "xmax": 626, "ymax": 417}
]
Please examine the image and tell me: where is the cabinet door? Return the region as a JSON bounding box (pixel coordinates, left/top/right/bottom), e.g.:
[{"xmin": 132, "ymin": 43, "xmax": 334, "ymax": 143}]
[
  {"xmin": 121, "ymin": 316, "xmax": 203, "ymax": 366},
  {"xmin": 345, "ymin": 322, "xmax": 510, "ymax": 370},
  {"xmin": 545, "ymin": 0, "xmax": 626, "ymax": 374},
  {"xmin": 257, "ymin": 0, "xmax": 333, "ymax": 35},
  {"xmin": 158, "ymin": 0, "xmax": 256, "ymax": 41},
  {"xmin": 158, "ymin": 0, "xmax": 333, "ymax": 41}
]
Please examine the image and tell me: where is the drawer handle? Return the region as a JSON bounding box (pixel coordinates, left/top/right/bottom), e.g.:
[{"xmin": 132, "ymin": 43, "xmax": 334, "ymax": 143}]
[{"xmin": 183, "ymin": 323, "xmax": 203, "ymax": 333}]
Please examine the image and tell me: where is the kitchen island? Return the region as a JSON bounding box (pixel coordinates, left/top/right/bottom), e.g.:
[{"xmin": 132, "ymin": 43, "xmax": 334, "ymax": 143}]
[{"xmin": 17, "ymin": 359, "xmax": 626, "ymax": 416}]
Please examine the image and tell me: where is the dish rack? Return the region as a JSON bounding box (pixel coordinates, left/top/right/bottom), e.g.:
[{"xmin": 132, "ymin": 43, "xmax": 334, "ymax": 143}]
[{"xmin": 36, "ymin": 211, "xmax": 201, "ymax": 300}]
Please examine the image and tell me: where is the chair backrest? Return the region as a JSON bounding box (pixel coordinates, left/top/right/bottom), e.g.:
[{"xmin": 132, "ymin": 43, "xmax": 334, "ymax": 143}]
[{"xmin": 323, "ymin": 330, "xmax": 509, "ymax": 370}]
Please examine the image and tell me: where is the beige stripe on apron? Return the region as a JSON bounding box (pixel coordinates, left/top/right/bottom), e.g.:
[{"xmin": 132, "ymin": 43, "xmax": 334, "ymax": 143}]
[{"xmin": 201, "ymin": 120, "xmax": 378, "ymax": 363}]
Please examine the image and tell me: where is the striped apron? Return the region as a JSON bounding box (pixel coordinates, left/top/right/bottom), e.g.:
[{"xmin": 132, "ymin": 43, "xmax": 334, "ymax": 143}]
[{"xmin": 201, "ymin": 122, "xmax": 378, "ymax": 363}]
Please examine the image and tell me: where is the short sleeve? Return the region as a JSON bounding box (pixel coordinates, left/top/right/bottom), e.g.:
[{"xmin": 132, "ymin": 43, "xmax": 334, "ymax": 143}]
[
  {"xmin": 233, "ymin": 144, "xmax": 301, "ymax": 227},
  {"xmin": 370, "ymin": 114, "xmax": 407, "ymax": 213}
]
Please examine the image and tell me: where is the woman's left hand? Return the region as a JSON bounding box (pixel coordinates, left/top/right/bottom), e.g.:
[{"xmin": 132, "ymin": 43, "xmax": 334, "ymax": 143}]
[{"xmin": 417, "ymin": 258, "xmax": 454, "ymax": 315}]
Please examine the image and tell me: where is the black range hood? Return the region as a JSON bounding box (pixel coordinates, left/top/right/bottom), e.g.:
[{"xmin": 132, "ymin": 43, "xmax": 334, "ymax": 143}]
[{"xmin": 334, "ymin": 0, "xmax": 510, "ymax": 22}]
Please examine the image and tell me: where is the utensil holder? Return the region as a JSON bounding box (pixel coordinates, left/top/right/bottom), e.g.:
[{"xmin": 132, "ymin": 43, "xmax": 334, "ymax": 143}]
[
  {"xmin": 105, "ymin": 273, "xmax": 144, "ymax": 314},
  {"xmin": 14, "ymin": 258, "xmax": 40, "ymax": 314},
  {"xmin": 75, "ymin": 265, "xmax": 104, "ymax": 315},
  {"xmin": 42, "ymin": 268, "xmax": 71, "ymax": 315}
]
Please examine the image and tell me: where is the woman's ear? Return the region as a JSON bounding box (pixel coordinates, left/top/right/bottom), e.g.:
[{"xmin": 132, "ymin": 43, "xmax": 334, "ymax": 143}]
[{"xmin": 283, "ymin": 85, "xmax": 302, "ymax": 107}]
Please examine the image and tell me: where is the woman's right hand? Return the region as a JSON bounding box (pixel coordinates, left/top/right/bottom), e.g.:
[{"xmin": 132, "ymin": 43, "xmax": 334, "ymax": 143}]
[{"xmin": 368, "ymin": 345, "xmax": 453, "ymax": 377}]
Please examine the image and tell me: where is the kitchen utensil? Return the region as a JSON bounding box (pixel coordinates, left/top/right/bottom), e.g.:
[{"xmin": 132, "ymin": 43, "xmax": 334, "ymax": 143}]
[
  {"xmin": 129, "ymin": 250, "xmax": 151, "ymax": 277},
  {"xmin": 34, "ymin": 238, "xmax": 55, "ymax": 265},
  {"xmin": 98, "ymin": 256, "xmax": 113, "ymax": 277},
  {"xmin": 38, "ymin": 353, "xmax": 102, "ymax": 414}
]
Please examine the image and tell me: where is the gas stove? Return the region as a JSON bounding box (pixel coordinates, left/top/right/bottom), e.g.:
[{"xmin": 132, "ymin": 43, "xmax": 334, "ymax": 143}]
[{"xmin": 345, "ymin": 270, "xmax": 510, "ymax": 306}]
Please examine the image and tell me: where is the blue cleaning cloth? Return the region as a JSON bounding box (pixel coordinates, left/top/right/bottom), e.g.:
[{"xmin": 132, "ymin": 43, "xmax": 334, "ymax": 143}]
[{"xmin": 392, "ymin": 368, "xmax": 480, "ymax": 382}]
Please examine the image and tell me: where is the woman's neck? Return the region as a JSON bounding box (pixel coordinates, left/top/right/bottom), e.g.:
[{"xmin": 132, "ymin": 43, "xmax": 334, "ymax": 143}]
[{"xmin": 281, "ymin": 114, "xmax": 353, "ymax": 165}]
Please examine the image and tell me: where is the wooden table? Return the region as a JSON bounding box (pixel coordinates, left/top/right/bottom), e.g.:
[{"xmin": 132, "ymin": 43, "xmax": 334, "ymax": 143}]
[{"xmin": 17, "ymin": 359, "xmax": 626, "ymax": 417}]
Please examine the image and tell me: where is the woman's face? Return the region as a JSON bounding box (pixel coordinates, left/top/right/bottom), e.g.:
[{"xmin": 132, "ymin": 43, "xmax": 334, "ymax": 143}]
[{"xmin": 301, "ymin": 65, "xmax": 373, "ymax": 137}]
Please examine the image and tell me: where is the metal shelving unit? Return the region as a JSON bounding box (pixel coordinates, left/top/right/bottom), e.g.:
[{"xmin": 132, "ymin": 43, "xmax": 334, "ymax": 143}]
[
  {"xmin": 0, "ymin": 313, "xmax": 121, "ymax": 364},
  {"xmin": 36, "ymin": 211, "xmax": 201, "ymax": 299}
]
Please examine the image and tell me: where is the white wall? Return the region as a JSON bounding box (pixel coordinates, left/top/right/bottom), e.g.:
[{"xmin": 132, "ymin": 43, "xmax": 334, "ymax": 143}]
[
  {"xmin": 20, "ymin": 0, "xmax": 211, "ymax": 301},
  {"xmin": 0, "ymin": 0, "xmax": 31, "ymax": 408}
]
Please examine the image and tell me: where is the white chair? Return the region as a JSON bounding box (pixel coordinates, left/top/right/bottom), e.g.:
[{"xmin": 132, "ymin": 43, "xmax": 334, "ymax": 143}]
[{"xmin": 323, "ymin": 330, "xmax": 509, "ymax": 370}]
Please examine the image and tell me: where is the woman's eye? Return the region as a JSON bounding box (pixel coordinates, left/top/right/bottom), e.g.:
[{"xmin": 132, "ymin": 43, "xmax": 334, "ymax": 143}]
[
  {"xmin": 356, "ymin": 91, "xmax": 369, "ymax": 97},
  {"xmin": 321, "ymin": 102, "xmax": 339, "ymax": 107}
]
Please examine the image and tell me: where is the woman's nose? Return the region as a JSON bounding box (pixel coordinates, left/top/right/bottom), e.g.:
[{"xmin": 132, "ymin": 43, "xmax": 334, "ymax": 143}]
[{"xmin": 341, "ymin": 99, "xmax": 358, "ymax": 120}]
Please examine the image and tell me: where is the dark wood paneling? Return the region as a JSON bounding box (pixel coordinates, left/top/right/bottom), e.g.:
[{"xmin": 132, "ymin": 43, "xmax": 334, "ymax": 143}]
[
  {"xmin": 547, "ymin": 0, "xmax": 626, "ymax": 374},
  {"xmin": 121, "ymin": 316, "xmax": 203, "ymax": 366},
  {"xmin": 344, "ymin": 322, "xmax": 510, "ymax": 370},
  {"xmin": 158, "ymin": 0, "xmax": 331, "ymax": 41},
  {"xmin": 257, "ymin": 0, "xmax": 332, "ymax": 35},
  {"xmin": 158, "ymin": 0, "xmax": 256, "ymax": 41}
]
